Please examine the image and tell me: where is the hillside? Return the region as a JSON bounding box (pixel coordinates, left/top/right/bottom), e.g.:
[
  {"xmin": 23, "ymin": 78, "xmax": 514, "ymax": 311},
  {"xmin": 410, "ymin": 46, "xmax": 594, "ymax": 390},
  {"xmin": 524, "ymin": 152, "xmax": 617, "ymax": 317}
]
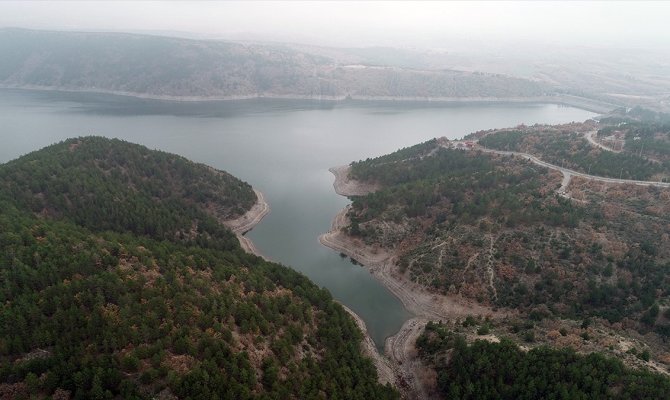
[
  {"xmin": 345, "ymin": 134, "xmax": 670, "ymax": 324},
  {"xmin": 475, "ymin": 121, "xmax": 670, "ymax": 181},
  {"xmin": 0, "ymin": 138, "xmax": 397, "ymax": 399},
  {"xmin": 417, "ymin": 321, "xmax": 670, "ymax": 399},
  {"xmin": 0, "ymin": 137, "xmax": 257, "ymax": 241},
  {"xmin": 598, "ymin": 110, "xmax": 670, "ymax": 164},
  {"xmin": 332, "ymin": 124, "xmax": 670, "ymax": 375},
  {"xmin": 0, "ymin": 28, "xmax": 549, "ymax": 101}
]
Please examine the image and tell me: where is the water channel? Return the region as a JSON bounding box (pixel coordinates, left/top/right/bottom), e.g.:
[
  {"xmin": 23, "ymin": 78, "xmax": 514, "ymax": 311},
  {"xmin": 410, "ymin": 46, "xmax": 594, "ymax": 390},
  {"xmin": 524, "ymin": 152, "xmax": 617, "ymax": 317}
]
[{"xmin": 0, "ymin": 89, "xmax": 595, "ymax": 347}]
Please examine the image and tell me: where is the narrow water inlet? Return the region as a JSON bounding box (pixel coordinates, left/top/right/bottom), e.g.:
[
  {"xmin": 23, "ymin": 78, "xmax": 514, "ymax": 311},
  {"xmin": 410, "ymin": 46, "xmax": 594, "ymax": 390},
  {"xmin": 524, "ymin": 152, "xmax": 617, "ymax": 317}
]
[{"xmin": 0, "ymin": 88, "xmax": 596, "ymax": 347}]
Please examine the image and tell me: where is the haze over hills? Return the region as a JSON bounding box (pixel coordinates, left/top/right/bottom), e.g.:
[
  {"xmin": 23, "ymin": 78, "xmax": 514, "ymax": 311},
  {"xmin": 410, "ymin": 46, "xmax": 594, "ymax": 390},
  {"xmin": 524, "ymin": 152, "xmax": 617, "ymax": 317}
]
[
  {"xmin": 0, "ymin": 28, "xmax": 557, "ymax": 102},
  {"xmin": 3, "ymin": 28, "xmax": 669, "ymax": 113},
  {"xmin": 288, "ymin": 42, "xmax": 670, "ymax": 113}
]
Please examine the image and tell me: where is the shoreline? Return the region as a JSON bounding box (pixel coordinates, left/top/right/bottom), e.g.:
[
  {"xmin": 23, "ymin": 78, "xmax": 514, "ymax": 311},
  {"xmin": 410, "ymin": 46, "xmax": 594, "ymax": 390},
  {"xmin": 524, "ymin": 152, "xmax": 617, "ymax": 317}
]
[
  {"xmin": 0, "ymin": 85, "xmax": 615, "ymax": 113},
  {"xmin": 223, "ymin": 189, "xmax": 270, "ymax": 260},
  {"xmin": 330, "ymin": 165, "xmax": 380, "ymax": 197},
  {"xmin": 337, "ymin": 303, "xmax": 401, "ymax": 389},
  {"xmin": 319, "ymin": 206, "xmax": 493, "ymax": 320},
  {"xmin": 319, "ymin": 170, "xmax": 500, "ymax": 399},
  {"xmin": 384, "ymin": 317, "xmax": 436, "ymax": 400}
]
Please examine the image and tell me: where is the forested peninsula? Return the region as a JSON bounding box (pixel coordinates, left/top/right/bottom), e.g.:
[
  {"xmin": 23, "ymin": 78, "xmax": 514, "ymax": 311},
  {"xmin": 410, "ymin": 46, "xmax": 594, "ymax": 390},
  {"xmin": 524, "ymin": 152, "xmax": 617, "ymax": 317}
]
[
  {"xmin": 321, "ymin": 109, "xmax": 670, "ymax": 398},
  {"xmin": 0, "ymin": 137, "xmax": 397, "ymax": 399}
]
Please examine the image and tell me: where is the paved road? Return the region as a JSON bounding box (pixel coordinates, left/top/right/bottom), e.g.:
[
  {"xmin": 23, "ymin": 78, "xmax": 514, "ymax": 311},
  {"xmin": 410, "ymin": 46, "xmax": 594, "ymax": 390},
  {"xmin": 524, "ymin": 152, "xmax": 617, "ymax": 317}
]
[{"xmin": 474, "ymin": 146, "xmax": 670, "ymax": 188}]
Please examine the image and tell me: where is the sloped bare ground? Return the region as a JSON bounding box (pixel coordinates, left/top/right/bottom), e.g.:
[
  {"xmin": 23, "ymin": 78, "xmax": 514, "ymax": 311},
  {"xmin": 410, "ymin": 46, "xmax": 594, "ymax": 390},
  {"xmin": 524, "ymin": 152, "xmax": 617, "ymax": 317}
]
[
  {"xmin": 320, "ymin": 169, "xmax": 510, "ymax": 398},
  {"xmin": 330, "ymin": 165, "xmax": 380, "ymax": 196}
]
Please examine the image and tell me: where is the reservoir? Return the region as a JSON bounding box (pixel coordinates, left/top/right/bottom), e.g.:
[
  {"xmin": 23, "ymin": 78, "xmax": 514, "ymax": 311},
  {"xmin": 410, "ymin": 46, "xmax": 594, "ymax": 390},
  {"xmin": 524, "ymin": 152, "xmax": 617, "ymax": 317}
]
[{"xmin": 0, "ymin": 89, "xmax": 595, "ymax": 347}]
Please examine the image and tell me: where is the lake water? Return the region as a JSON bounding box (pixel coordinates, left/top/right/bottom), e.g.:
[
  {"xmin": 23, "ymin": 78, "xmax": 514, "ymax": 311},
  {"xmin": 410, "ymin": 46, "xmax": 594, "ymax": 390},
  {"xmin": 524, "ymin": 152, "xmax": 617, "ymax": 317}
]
[{"xmin": 0, "ymin": 89, "xmax": 595, "ymax": 347}]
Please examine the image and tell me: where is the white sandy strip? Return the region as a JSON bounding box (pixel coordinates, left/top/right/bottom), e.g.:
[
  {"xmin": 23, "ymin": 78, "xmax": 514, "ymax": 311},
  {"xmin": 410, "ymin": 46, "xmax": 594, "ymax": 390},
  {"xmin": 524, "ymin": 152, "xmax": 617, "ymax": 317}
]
[{"xmin": 223, "ymin": 189, "xmax": 270, "ymax": 260}]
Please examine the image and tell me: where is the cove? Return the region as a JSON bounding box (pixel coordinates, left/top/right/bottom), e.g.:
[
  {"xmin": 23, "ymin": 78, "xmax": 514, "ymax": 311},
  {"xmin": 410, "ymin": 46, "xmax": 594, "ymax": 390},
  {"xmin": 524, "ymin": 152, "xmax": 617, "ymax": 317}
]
[{"xmin": 0, "ymin": 89, "xmax": 595, "ymax": 347}]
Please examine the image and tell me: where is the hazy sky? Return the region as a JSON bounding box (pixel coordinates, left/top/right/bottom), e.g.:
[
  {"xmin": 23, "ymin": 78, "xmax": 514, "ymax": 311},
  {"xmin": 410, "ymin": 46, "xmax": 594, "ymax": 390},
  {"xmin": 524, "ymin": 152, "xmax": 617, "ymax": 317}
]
[{"xmin": 1, "ymin": 1, "xmax": 669, "ymax": 50}]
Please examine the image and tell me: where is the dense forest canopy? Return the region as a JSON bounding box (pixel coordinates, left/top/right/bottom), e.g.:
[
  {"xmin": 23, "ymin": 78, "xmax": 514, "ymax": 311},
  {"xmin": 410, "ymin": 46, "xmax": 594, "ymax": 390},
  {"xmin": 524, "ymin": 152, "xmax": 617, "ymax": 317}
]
[
  {"xmin": 0, "ymin": 136, "xmax": 256, "ymax": 238},
  {"xmin": 0, "ymin": 137, "xmax": 397, "ymax": 399},
  {"xmin": 346, "ymin": 139, "xmax": 670, "ymax": 335},
  {"xmin": 478, "ymin": 129, "xmax": 670, "ymax": 181},
  {"xmin": 417, "ymin": 322, "xmax": 670, "ymax": 400}
]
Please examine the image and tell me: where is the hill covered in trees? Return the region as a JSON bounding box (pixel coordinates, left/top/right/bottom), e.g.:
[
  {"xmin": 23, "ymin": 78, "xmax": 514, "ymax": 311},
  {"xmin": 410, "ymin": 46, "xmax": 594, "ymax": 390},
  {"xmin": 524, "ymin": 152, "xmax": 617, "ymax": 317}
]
[
  {"xmin": 0, "ymin": 137, "xmax": 257, "ymax": 241},
  {"xmin": 477, "ymin": 123, "xmax": 670, "ymax": 181},
  {"xmin": 597, "ymin": 110, "xmax": 670, "ymax": 165},
  {"xmin": 0, "ymin": 138, "xmax": 397, "ymax": 399},
  {"xmin": 343, "ymin": 136, "xmax": 670, "ymax": 349},
  {"xmin": 0, "ymin": 28, "xmax": 548, "ymax": 101},
  {"xmin": 416, "ymin": 322, "xmax": 670, "ymax": 400}
]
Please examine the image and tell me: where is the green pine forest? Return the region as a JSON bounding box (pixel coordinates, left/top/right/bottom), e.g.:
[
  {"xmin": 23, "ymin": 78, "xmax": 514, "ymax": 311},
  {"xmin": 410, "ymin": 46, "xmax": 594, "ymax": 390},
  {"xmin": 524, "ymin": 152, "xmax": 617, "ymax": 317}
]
[
  {"xmin": 346, "ymin": 140, "xmax": 670, "ymax": 330},
  {"xmin": 417, "ymin": 322, "xmax": 670, "ymax": 400},
  {"xmin": 344, "ymin": 129, "xmax": 670, "ymax": 398},
  {"xmin": 0, "ymin": 137, "xmax": 397, "ymax": 399}
]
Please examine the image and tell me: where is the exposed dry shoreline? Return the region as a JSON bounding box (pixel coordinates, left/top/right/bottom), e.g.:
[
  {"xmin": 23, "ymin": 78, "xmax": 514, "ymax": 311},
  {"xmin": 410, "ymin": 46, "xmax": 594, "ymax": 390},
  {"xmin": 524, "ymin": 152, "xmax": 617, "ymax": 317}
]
[
  {"xmin": 320, "ymin": 167, "xmax": 500, "ymax": 399},
  {"xmin": 0, "ymin": 85, "xmax": 615, "ymax": 113},
  {"xmin": 329, "ymin": 165, "xmax": 494, "ymax": 314},
  {"xmin": 330, "ymin": 165, "xmax": 380, "ymax": 196},
  {"xmin": 319, "ymin": 202, "xmax": 493, "ymax": 321},
  {"xmin": 223, "ymin": 189, "xmax": 270, "ymax": 260},
  {"xmin": 337, "ymin": 303, "xmax": 399, "ymax": 387},
  {"xmin": 226, "ymin": 185, "xmax": 418, "ymax": 395}
]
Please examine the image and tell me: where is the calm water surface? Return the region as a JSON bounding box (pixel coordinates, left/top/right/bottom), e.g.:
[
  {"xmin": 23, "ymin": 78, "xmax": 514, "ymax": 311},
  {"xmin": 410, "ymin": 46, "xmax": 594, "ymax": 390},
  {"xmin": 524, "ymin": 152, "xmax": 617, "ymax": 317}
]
[{"xmin": 0, "ymin": 89, "xmax": 595, "ymax": 347}]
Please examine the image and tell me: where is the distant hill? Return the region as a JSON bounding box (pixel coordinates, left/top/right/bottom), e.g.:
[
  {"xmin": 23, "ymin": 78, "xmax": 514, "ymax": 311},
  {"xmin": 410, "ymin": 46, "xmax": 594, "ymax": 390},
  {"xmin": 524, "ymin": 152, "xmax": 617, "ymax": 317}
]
[
  {"xmin": 0, "ymin": 137, "xmax": 397, "ymax": 399},
  {"xmin": 0, "ymin": 28, "xmax": 550, "ymax": 100}
]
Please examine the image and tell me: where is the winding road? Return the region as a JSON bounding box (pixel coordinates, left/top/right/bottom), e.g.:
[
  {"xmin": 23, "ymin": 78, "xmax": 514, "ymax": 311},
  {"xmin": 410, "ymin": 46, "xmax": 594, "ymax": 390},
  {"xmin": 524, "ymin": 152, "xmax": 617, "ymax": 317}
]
[
  {"xmin": 470, "ymin": 146, "xmax": 670, "ymax": 190},
  {"xmin": 325, "ymin": 138, "xmax": 669, "ymax": 399},
  {"xmin": 446, "ymin": 129, "xmax": 669, "ymax": 197}
]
